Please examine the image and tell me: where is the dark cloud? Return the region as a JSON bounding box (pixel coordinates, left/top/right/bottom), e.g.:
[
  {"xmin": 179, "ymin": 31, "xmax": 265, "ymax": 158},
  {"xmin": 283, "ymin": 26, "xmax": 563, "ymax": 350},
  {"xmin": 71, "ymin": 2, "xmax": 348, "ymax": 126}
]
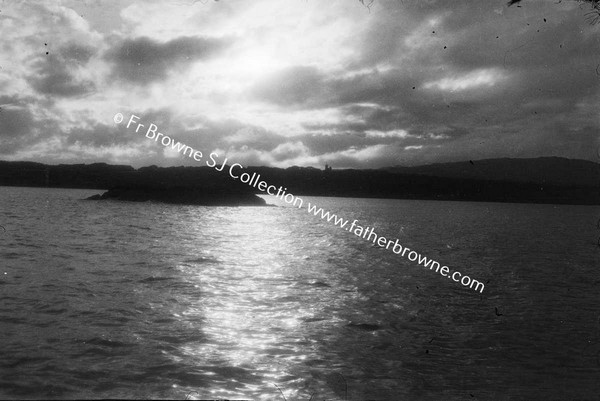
[
  {"xmin": 333, "ymin": 69, "xmax": 413, "ymax": 106},
  {"xmin": 61, "ymin": 44, "xmax": 96, "ymax": 63},
  {"xmin": 0, "ymin": 107, "xmax": 35, "ymax": 140},
  {"xmin": 107, "ymin": 36, "xmax": 230, "ymax": 84},
  {"xmin": 0, "ymin": 95, "xmax": 34, "ymax": 109},
  {"xmin": 252, "ymin": 66, "xmax": 413, "ymax": 110},
  {"xmin": 0, "ymin": 101, "xmax": 58, "ymax": 155},
  {"xmin": 30, "ymin": 69, "xmax": 94, "ymax": 97},
  {"xmin": 28, "ymin": 44, "xmax": 97, "ymax": 97}
]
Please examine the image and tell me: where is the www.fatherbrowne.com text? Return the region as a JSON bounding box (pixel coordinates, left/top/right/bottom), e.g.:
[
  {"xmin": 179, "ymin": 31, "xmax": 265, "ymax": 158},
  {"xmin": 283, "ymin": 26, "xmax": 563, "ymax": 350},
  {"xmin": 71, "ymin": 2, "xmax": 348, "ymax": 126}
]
[
  {"xmin": 305, "ymin": 205, "xmax": 485, "ymax": 293},
  {"xmin": 115, "ymin": 113, "xmax": 485, "ymax": 293}
]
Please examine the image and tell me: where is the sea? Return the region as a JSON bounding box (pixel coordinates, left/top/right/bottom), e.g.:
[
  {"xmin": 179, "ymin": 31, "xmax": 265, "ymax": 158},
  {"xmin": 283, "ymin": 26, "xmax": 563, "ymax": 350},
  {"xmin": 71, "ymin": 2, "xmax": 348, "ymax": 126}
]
[{"xmin": 1, "ymin": 186, "xmax": 599, "ymax": 400}]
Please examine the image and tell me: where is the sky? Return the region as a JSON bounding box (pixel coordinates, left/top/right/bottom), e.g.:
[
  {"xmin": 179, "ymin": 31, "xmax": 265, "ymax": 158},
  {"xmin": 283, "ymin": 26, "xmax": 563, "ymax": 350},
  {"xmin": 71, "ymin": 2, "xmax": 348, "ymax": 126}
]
[{"xmin": 0, "ymin": 0, "xmax": 598, "ymax": 168}]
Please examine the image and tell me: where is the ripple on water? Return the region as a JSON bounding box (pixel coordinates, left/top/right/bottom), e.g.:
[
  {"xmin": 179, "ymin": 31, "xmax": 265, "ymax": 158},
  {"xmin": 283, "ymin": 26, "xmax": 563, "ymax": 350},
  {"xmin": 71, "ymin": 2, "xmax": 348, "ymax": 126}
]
[{"xmin": 1, "ymin": 188, "xmax": 599, "ymax": 399}]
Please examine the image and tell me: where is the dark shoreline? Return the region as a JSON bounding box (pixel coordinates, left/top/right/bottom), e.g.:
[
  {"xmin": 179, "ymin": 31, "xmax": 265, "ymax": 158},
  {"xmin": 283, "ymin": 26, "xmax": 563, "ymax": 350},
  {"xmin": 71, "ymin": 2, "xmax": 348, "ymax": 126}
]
[{"xmin": 1, "ymin": 157, "xmax": 598, "ymax": 206}]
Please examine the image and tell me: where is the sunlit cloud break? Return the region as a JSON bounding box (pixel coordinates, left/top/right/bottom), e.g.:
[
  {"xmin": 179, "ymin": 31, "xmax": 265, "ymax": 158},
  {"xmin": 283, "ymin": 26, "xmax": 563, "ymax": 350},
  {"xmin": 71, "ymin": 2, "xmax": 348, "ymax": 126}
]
[{"xmin": 424, "ymin": 69, "xmax": 507, "ymax": 92}]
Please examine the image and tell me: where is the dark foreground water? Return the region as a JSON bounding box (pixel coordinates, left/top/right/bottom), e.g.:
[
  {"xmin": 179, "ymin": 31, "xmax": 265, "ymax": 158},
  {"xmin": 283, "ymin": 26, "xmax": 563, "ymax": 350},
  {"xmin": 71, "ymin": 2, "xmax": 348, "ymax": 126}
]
[{"xmin": 1, "ymin": 186, "xmax": 599, "ymax": 400}]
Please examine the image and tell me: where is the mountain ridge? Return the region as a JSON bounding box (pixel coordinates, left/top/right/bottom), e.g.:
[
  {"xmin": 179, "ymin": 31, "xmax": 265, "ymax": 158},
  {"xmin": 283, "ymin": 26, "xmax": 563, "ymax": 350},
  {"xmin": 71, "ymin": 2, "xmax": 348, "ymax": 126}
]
[
  {"xmin": 0, "ymin": 157, "xmax": 598, "ymax": 205},
  {"xmin": 383, "ymin": 157, "xmax": 599, "ymax": 187}
]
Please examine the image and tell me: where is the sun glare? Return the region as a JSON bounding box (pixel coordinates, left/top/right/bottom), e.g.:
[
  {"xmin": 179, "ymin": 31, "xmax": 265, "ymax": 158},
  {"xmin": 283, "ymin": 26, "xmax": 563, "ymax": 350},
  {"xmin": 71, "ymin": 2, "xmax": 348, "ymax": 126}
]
[{"xmin": 214, "ymin": 46, "xmax": 285, "ymax": 88}]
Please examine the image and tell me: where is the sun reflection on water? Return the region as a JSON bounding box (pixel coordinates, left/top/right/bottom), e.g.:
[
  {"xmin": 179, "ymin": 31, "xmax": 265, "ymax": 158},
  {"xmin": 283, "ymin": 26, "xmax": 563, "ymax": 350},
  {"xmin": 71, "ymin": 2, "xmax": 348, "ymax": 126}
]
[{"xmin": 175, "ymin": 206, "xmax": 326, "ymax": 399}]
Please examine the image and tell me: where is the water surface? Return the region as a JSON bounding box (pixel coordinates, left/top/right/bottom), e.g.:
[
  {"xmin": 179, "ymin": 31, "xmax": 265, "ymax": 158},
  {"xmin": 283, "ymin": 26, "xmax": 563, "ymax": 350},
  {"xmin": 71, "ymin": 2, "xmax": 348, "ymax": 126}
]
[{"xmin": 1, "ymin": 186, "xmax": 599, "ymax": 399}]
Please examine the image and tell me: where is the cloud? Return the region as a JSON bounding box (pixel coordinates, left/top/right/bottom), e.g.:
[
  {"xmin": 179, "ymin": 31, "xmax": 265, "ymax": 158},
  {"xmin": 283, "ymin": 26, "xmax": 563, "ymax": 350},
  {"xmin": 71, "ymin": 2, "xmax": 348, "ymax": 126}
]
[
  {"xmin": 65, "ymin": 122, "xmax": 138, "ymax": 148},
  {"xmin": 1, "ymin": 2, "xmax": 103, "ymax": 100},
  {"xmin": 164, "ymin": 114, "xmax": 289, "ymax": 154},
  {"xmin": 423, "ymin": 68, "xmax": 507, "ymax": 92},
  {"xmin": 0, "ymin": 107, "xmax": 38, "ymax": 156},
  {"xmin": 61, "ymin": 43, "xmax": 96, "ymax": 63},
  {"xmin": 251, "ymin": 66, "xmax": 327, "ymax": 107},
  {"xmin": 106, "ymin": 36, "xmax": 230, "ymax": 84},
  {"xmin": 224, "ymin": 126, "xmax": 286, "ymax": 150},
  {"xmin": 29, "ymin": 50, "xmax": 96, "ymax": 97},
  {"xmin": 8, "ymin": 138, "xmax": 152, "ymax": 165},
  {"xmin": 364, "ymin": 129, "xmax": 411, "ymax": 139},
  {"xmin": 270, "ymin": 141, "xmax": 309, "ymax": 161},
  {"xmin": 0, "ymin": 106, "xmax": 36, "ymax": 140},
  {"xmin": 0, "ymin": 97, "xmax": 57, "ymax": 156},
  {"xmin": 251, "ymin": 65, "xmax": 416, "ymax": 112},
  {"xmin": 0, "ymin": 0, "xmax": 597, "ymax": 168}
]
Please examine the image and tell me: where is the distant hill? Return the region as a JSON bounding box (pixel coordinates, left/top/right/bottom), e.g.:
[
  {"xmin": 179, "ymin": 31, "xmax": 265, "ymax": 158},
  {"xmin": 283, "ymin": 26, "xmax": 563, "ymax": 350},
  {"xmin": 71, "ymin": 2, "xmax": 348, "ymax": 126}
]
[
  {"xmin": 0, "ymin": 161, "xmax": 134, "ymax": 189},
  {"xmin": 384, "ymin": 157, "xmax": 599, "ymax": 187},
  {"xmin": 0, "ymin": 158, "xmax": 598, "ymax": 205}
]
